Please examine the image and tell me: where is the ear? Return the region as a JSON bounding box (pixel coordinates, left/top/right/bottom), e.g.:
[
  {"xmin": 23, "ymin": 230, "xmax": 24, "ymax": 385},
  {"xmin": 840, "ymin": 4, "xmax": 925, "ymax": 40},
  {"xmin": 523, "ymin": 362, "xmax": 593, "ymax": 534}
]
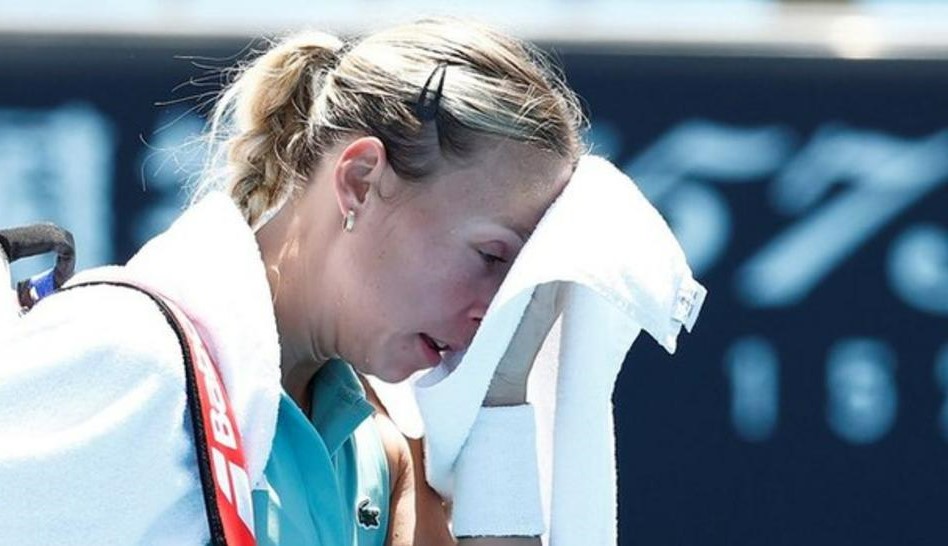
[{"xmin": 332, "ymin": 136, "xmax": 388, "ymax": 218}]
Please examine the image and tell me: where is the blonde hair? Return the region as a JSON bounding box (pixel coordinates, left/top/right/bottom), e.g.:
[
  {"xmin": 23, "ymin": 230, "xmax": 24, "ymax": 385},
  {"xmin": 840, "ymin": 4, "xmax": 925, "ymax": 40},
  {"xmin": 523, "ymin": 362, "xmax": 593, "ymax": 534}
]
[{"xmin": 197, "ymin": 17, "xmax": 587, "ymax": 227}]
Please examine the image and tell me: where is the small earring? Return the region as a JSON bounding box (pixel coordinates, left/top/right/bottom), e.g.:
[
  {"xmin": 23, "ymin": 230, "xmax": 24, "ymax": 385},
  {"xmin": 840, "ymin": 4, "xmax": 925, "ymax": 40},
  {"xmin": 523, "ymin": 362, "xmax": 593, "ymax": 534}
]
[{"xmin": 343, "ymin": 209, "xmax": 356, "ymax": 232}]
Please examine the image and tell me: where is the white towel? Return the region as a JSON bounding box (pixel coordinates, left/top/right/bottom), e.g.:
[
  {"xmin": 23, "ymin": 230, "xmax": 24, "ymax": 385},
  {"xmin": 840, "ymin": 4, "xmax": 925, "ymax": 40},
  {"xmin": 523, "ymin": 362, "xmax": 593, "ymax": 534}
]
[{"xmin": 372, "ymin": 155, "xmax": 706, "ymax": 545}]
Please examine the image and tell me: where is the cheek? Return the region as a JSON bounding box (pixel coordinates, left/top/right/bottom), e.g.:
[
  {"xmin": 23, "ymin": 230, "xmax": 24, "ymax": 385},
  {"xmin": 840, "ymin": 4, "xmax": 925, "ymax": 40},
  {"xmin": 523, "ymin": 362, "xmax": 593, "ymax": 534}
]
[
  {"xmin": 345, "ymin": 231, "xmax": 435, "ymax": 320},
  {"xmin": 350, "ymin": 210, "xmax": 487, "ymax": 330},
  {"xmin": 402, "ymin": 252, "xmax": 474, "ymax": 313},
  {"xmin": 388, "ymin": 244, "xmax": 482, "ymax": 323}
]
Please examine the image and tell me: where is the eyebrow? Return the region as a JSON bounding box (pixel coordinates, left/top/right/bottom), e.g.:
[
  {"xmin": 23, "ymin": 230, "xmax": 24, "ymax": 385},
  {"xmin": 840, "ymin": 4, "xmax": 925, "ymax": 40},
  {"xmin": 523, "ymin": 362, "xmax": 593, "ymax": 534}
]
[{"xmin": 499, "ymin": 218, "xmax": 531, "ymax": 244}]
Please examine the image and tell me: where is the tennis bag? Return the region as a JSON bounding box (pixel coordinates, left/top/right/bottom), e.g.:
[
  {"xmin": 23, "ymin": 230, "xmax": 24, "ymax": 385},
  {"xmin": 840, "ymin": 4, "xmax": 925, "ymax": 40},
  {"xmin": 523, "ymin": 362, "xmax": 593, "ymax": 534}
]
[{"xmin": 0, "ymin": 224, "xmax": 255, "ymax": 546}]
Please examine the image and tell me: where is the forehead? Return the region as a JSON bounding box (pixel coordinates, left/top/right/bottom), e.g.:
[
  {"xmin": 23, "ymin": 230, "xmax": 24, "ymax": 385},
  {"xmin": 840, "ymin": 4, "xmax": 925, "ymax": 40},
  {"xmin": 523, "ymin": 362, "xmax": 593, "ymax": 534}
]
[{"xmin": 417, "ymin": 140, "xmax": 572, "ymax": 235}]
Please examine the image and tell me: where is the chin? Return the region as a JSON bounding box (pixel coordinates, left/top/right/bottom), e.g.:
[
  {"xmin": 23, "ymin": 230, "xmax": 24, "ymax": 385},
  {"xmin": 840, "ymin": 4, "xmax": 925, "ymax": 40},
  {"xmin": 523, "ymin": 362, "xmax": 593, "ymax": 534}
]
[
  {"xmin": 349, "ymin": 356, "xmax": 404, "ymax": 384},
  {"xmin": 373, "ymin": 365, "xmax": 415, "ymax": 384},
  {"xmin": 372, "ymin": 357, "xmax": 431, "ymax": 384},
  {"xmin": 355, "ymin": 341, "xmax": 437, "ymax": 383}
]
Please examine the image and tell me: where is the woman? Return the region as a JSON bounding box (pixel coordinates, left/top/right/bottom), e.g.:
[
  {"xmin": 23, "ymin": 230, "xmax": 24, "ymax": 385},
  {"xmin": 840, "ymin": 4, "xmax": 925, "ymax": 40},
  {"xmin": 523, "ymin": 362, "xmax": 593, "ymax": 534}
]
[{"xmin": 0, "ymin": 17, "xmax": 585, "ymax": 545}]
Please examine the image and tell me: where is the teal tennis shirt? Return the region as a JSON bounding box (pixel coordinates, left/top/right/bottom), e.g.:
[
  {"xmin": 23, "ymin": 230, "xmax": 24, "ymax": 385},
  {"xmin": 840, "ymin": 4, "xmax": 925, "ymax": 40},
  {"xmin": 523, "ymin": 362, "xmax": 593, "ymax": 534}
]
[{"xmin": 252, "ymin": 359, "xmax": 390, "ymax": 546}]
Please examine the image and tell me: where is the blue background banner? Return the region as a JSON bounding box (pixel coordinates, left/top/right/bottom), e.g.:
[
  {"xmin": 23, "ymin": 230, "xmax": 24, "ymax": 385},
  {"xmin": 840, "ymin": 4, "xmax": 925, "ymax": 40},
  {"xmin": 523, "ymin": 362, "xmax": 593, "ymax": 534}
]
[{"xmin": 1, "ymin": 39, "xmax": 946, "ymax": 545}]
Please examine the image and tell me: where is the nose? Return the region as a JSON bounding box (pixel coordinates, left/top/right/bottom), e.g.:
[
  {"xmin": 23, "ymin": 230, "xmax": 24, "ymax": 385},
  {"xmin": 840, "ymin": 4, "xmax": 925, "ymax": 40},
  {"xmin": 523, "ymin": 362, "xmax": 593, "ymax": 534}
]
[
  {"xmin": 468, "ymin": 306, "xmax": 485, "ymax": 325},
  {"xmin": 461, "ymin": 280, "xmax": 497, "ymax": 346},
  {"xmin": 462, "ymin": 301, "xmax": 486, "ymax": 343}
]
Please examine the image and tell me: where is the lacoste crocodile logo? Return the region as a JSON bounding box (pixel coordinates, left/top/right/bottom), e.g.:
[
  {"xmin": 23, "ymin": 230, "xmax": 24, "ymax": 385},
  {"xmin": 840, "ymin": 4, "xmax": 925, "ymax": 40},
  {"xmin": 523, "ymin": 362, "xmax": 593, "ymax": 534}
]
[{"xmin": 357, "ymin": 497, "xmax": 381, "ymax": 530}]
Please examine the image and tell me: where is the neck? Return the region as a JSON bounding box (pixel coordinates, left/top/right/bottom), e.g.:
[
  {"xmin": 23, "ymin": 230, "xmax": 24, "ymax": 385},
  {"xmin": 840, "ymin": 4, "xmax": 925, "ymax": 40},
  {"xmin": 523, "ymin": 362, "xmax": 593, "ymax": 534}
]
[{"xmin": 254, "ymin": 197, "xmax": 339, "ymax": 411}]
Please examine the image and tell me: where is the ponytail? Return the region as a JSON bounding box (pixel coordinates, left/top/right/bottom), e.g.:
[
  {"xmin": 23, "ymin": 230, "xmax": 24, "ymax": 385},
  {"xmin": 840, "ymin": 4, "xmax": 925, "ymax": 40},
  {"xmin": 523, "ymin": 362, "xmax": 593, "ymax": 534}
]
[{"xmin": 210, "ymin": 31, "xmax": 344, "ymax": 227}]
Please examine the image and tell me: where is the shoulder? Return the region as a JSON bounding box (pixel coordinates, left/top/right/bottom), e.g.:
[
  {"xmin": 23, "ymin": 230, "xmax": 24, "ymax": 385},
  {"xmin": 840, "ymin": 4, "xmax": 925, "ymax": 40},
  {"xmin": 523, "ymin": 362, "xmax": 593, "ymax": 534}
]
[
  {"xmin": 0, "ymin": 284, "xmax": 204, "ymax": 544},
  {"xmin": 5, "ymin": 282, "xmax": 186, "ymax": 397},
  {"xmin": 29, "ymin": 283, "xmax": 179, "ymax": 360}
]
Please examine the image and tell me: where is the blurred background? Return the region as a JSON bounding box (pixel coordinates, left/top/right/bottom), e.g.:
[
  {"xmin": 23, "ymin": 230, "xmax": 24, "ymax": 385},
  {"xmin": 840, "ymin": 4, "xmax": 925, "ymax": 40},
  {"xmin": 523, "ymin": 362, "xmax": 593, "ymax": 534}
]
[{"xmin": 1, "ymin": 1, "xmax": 946, "ymax": 544}]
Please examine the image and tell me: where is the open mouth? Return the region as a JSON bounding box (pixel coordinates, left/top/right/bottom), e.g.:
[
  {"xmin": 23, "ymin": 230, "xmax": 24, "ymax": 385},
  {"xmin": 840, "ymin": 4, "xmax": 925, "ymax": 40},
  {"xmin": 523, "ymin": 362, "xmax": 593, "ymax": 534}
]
[{"xmin": 421, "ymin": 333, "xmax": 450, "ymax": 353}]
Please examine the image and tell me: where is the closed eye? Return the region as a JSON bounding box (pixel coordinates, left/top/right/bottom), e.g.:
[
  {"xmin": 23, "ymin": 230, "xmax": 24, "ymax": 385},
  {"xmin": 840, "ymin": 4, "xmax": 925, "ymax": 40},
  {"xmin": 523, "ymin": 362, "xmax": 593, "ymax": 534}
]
[{"xmin": 478, "ymin": 250, "xmax": 508, "ymax": 266}]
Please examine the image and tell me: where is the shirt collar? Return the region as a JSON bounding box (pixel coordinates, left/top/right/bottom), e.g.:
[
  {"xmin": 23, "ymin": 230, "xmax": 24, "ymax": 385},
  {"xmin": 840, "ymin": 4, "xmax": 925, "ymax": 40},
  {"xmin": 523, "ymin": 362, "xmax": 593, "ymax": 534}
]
[{"xmin": 309, "ymin": 359, "xmax": 375, "ymax": 455}]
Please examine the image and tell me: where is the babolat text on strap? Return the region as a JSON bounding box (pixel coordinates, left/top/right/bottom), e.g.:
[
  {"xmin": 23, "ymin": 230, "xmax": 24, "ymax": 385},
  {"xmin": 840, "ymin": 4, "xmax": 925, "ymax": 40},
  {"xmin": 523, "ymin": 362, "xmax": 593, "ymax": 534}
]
[{"xmin": 62, "ymin": 280, "xmax": 257, "ymax": 546}]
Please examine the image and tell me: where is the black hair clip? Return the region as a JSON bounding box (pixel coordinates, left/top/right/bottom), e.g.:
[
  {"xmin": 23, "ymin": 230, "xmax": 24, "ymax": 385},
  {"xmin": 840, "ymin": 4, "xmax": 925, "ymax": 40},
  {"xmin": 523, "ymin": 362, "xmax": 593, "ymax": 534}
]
[{"xmin": 414, "ymin": 63, "xmax": 448, "ymax": 122}]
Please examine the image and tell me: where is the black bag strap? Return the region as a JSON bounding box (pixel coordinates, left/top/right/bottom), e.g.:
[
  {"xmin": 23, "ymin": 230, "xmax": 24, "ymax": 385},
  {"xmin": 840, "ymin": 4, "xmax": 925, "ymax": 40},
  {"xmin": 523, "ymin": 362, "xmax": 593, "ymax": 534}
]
[{"xmin": 60, "ymin": 280, "xmax": 230, "ymax": 546}]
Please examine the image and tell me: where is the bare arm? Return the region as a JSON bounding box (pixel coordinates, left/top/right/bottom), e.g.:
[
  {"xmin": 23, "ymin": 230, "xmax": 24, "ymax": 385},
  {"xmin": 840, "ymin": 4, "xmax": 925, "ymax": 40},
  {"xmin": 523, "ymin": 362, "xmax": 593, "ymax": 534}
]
[{"xmin": 365, "ymin": 383, "xmax": 540, "ymax": 546}]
